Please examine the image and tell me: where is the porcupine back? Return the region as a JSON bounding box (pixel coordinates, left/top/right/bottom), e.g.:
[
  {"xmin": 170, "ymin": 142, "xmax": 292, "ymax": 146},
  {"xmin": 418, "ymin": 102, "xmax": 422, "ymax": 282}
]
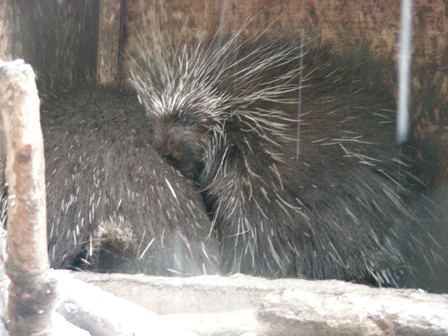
[
  {"xmin": 42, "ymin": 88, "xmax": 219, "ymax": 275},
  {"xmin": 129, "ymin": 25, "xmax": 441, "ymax": 287}
]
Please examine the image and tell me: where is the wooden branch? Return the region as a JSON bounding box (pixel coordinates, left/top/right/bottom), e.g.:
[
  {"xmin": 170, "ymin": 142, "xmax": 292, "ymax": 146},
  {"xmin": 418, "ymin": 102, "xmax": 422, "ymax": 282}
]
[
  {"xmin": 0, "ymin": 59, "xmax": 56, "ymax": 336},
  {"xmin": 58, "ymin": 271, "xmax": 448, "ymax": 336},
  {"xmin": 259, "ymin": 285, "xmax": 448, "ymax": 336},
  {"xmin": 55, "ymin": 271, "xmax": 194, "ymax": 336},
  {"xmin": 97, "ymin": 0, "xmax": 122, "ymax": 85}
]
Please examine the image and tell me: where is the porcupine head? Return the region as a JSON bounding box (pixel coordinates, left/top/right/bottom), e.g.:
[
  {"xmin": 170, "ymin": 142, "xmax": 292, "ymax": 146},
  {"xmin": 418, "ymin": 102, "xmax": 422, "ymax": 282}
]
[
  {"xmin": 129, "ymin": 27, "xmax": 301, "ymax": 185},
  {"xmin": 128, "ymin": 27, "xmax": 313, "ymax": 279}
]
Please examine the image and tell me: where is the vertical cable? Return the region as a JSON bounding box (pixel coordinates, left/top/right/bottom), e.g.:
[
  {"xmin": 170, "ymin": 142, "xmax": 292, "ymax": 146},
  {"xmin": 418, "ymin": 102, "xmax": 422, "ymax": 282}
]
[{"xmin": 396, "ymin": 0, "xmax": 413, "ymax": 144}]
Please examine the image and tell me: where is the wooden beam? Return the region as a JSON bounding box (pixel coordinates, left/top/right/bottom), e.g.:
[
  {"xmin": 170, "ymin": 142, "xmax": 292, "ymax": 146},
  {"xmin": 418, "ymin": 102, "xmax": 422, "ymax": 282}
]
[
  {"xmin": 97, "ymin": 0, "xmax": 122, "ymax": 86},
  {"xmin": 66, "ymin": 272, "xmax": 448, "ymax": 336}
]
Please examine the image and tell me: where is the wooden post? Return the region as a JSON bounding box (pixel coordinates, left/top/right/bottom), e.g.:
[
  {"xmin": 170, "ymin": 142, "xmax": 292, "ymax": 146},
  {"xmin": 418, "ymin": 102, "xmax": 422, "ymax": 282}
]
[
  {"xmin": 0, "ymin": 1, "xmax": 13, "ymax": 61},
  {"xmin": 0, "ymin": 59, "xmax": 56, "ymax": 336},
  {"xmin": 97, "ymin": 0, "xmax": 122, "ymax": 85}
]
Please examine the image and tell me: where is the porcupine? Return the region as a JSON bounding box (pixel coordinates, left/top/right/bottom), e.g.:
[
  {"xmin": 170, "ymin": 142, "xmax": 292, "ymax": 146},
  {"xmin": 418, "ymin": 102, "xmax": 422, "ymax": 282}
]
[
  {"xmin": 12, "ymin": 88, "xmax": 219, "ymax": 275},
  {"xmin": 128, "ymin": 25, "xmax": 444, "ymax": 288}
]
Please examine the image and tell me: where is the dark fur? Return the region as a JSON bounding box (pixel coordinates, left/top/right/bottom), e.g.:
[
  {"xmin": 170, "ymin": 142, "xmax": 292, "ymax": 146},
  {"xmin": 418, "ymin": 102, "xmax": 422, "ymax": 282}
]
[
  {"xmin": 41, "ymin": 88, "xmax": 219, "ymax": 275},
  {"xmin": 129, "ymin": 29, "xmax": 444, "ymax": 288}
]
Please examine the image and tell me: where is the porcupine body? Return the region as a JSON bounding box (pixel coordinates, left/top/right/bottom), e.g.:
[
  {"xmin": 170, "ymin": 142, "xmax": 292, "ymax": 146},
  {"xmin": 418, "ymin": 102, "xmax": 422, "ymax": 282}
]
[
  {"xmin": 40, "ymin": 88, "xmax": 219, "ymax": 275},
  {"xmin": 129, "ymin": 26, "xmax": 444, "ymax": 288}
]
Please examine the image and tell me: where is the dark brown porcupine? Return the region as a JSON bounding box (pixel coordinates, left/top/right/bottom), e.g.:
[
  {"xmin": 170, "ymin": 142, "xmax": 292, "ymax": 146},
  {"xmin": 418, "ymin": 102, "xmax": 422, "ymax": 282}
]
[
  {"xmin": 41, "ymin": 88, "xmax": 219, "ymax": 275},
  {"xmin": 129, "ymin": 25, "xmax": 445, "ymax": 288}
]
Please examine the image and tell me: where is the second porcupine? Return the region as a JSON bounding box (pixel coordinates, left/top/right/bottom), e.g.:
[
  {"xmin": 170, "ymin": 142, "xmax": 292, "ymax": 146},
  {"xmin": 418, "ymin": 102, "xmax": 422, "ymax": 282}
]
[
  {"xmin": 41, "ymin": 88, "xmax": 219, "ymax": 275},
  {"xmin": 129, "ymin": 25, "xmax": 444, "ymax": 288}
]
